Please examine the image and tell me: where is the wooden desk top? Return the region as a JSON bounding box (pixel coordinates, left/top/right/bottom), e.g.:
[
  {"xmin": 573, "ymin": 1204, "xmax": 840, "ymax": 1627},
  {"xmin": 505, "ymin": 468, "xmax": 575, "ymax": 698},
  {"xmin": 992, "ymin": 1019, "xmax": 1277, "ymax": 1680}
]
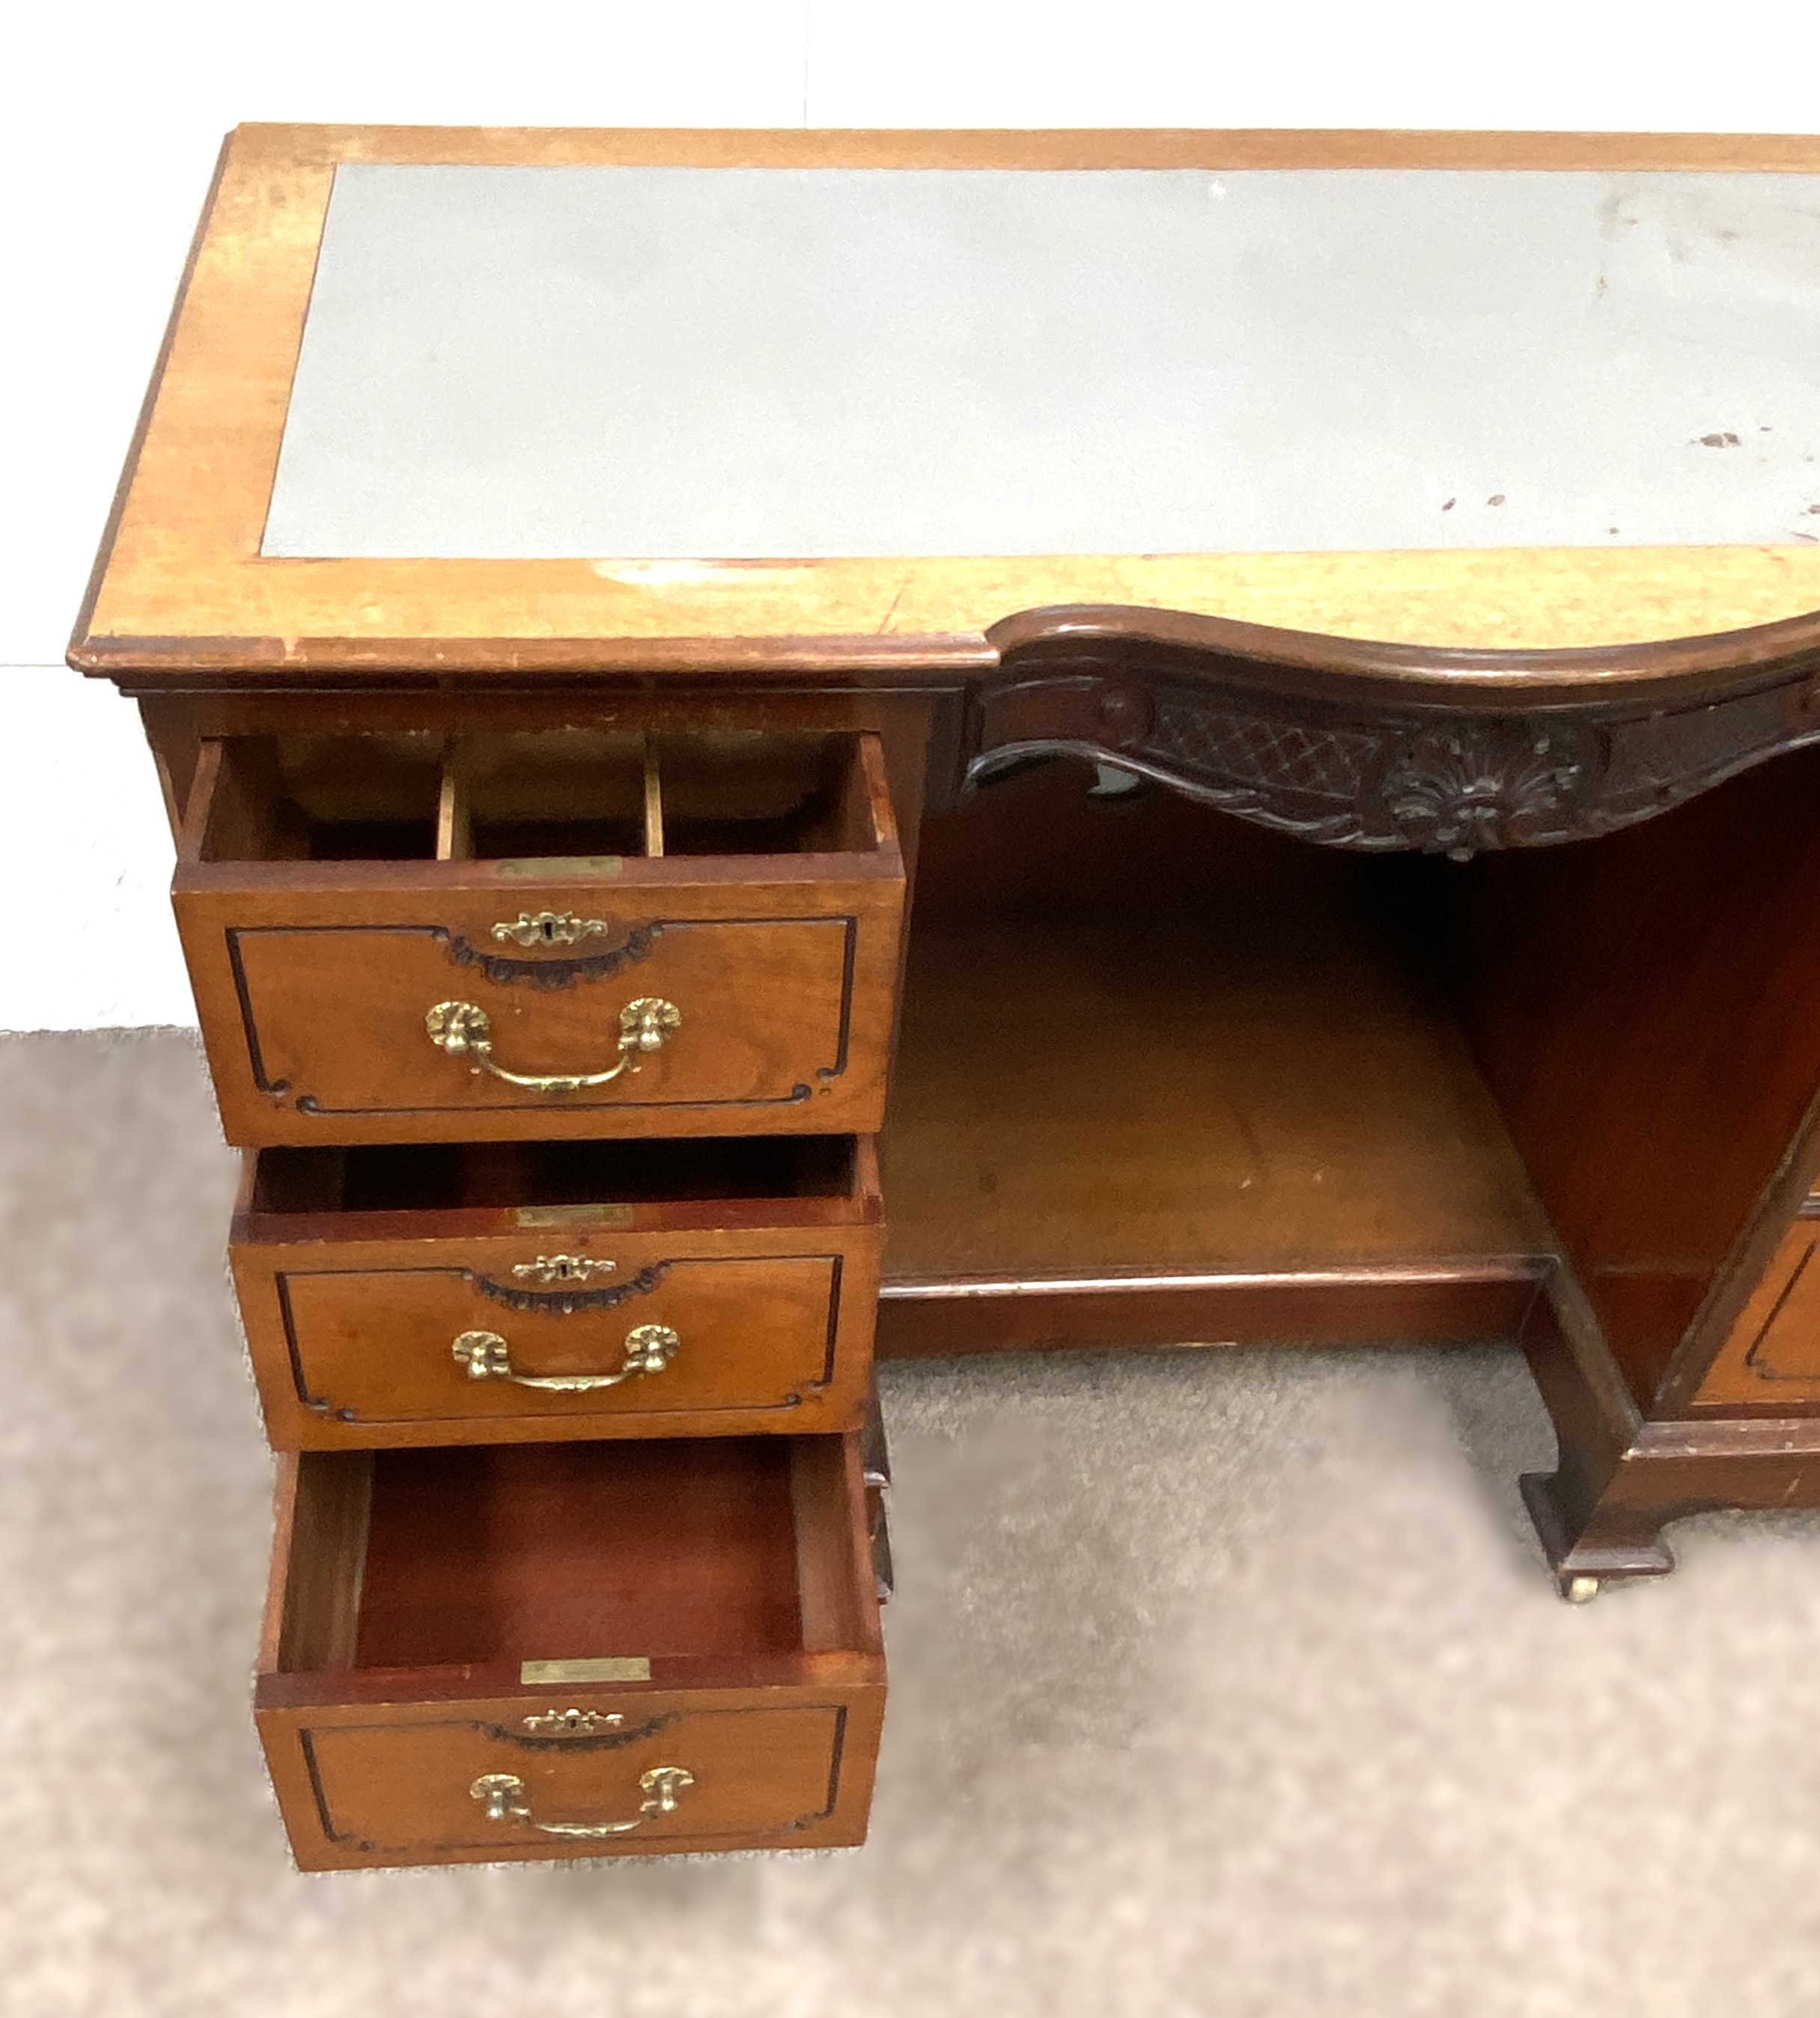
[{"xmin": 71, "ymin": 125, "xmax": 1820, "ymax": 683}]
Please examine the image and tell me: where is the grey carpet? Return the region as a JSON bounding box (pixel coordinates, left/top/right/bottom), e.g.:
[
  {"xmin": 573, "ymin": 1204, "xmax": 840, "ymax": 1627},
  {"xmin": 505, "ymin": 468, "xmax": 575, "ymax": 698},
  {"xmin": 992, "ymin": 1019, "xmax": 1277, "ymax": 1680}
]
[{"xmin": 3, "ymin": 1029, "xmax": 1819, "ymax": 2017}]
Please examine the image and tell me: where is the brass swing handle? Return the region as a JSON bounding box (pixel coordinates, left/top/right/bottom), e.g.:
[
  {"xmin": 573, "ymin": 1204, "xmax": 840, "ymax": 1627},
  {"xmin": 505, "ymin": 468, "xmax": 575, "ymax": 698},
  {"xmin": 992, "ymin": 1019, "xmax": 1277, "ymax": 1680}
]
[
  {"xmin": 452, "ymin": 1323, "xmax": 680, "ymax": 1392},
  {"xmin": 425, "ymin": 996, "xmax": 681, "ymax": 1094},
  {"xmin": 469, "ymin": 1766, "xmax": 694, "ymax": 1838}
]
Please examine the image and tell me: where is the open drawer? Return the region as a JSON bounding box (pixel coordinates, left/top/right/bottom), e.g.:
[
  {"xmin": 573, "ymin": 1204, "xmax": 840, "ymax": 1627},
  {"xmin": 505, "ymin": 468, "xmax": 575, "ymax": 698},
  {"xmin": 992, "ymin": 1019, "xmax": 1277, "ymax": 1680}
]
[
  {"xmin": 173, "ymin": 729, "xmax": 904, "ymax": 1146},
  {"xmin": 255, "ymin": 1435, "xmax": 886, "ymax": 1870},
  {"xmin": 231, "ymin": 1135, "xmax": 883, "ymax": 1447}
]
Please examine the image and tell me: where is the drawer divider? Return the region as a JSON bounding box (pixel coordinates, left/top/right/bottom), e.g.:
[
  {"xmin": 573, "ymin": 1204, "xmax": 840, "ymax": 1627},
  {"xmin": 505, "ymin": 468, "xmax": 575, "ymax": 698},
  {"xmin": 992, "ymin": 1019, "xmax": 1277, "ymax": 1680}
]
[
  {"xmin": 642, "ymin": 737, "xmax": 665, "ymax": 859},
  {"xmin": 435, "ymin": 744, "xmax": 472, "ymax": 862}
]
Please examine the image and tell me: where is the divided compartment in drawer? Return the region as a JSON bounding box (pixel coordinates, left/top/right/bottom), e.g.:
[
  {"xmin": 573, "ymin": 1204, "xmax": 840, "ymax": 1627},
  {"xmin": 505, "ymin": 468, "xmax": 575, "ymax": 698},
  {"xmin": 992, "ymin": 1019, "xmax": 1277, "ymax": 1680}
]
[
  {"xmin": 231, "ymin": 1134, "xmax": 884, "ymax": 1446},
  {"xmin": 189, "ymin": 728, "xmax": 885, "ymax": 866},
  {"xmin": 172, "ymin": 728, "xmax": 904, "ymax": 1145},
  {"xmin": 255, "ymin": 1434, "xmax": 885, "ymax": 1868}
]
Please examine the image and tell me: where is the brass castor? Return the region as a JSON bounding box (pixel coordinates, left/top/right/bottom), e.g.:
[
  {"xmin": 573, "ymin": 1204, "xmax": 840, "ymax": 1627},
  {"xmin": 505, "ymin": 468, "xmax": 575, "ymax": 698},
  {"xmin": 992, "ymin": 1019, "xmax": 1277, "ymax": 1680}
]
[{"xmin": 1565, "ymin": 1574, "xmax": 1602, "ymax": 1605}]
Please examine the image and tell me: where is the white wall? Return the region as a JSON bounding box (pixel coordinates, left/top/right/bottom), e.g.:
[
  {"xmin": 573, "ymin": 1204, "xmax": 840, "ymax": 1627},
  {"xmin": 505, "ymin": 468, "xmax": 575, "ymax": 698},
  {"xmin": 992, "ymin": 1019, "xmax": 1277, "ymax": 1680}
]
[{"xmin": 7, "ymin": 0, "xmax": 1819, "ymax": 1028}]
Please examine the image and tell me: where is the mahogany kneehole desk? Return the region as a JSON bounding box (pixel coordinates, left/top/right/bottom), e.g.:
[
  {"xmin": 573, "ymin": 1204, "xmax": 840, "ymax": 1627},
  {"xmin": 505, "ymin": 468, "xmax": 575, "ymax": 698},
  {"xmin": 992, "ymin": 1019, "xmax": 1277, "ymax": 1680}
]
[{"xmin": 72, "ymin": 124, "xmax": 1820, "ymax": 1871}]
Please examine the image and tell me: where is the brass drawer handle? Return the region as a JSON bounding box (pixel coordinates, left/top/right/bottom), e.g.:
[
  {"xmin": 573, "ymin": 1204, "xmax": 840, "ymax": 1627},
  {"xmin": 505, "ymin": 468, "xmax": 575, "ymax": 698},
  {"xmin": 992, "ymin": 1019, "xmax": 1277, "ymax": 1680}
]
[
  {"xmin": 425, "ymin": 996, "xmax": 681, "ymax": 1094},
  {"xmin": 470, "ymin": 1766, "xmax": 694, "ymax": 1838},
  {"xmin": 452, "ymin": 1323, "xmax": 680, "ymax": 1391}
]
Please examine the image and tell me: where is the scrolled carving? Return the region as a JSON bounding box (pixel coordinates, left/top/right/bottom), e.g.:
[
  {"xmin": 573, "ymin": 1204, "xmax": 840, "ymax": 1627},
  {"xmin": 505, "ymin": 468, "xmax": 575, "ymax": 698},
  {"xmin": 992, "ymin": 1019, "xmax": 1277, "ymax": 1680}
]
[
  {"xmin": 472, "ymin": 1261, "xmax": 671, "ymax": 1315},
  {"xmin": 970, "ymin": 606, "xmax": 1820, "ymax": 856},
  {"xmin": 979, "ymin": 678, "xmax": 1609, "ymax": 856},
  {"xmin": 437, "ymin": 922, "xmax": 657, "ymax": 990}
]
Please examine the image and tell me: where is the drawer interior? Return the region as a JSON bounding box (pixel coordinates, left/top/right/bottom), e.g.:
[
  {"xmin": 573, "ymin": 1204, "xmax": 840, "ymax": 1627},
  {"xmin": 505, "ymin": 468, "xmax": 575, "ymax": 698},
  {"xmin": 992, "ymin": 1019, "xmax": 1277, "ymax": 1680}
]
[
  {"xmin": 189, "ymin": 729, "xmax": 886, "ymax": 865},
  {"xmin": 245, "ymin": 1133, "xmax": 864, "ymax": 1217},
  {"xmin": 272, "ymin": 1436, "xmax": 876, "ymax": 1679}
]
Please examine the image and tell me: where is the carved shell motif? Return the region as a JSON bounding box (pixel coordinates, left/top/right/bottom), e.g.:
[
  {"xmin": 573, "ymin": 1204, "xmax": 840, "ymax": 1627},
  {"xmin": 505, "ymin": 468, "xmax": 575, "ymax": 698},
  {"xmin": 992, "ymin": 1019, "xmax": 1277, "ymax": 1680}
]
[{"xmin": 1378, "ymin": 723, "xmax": 1588, "ymax": 859}]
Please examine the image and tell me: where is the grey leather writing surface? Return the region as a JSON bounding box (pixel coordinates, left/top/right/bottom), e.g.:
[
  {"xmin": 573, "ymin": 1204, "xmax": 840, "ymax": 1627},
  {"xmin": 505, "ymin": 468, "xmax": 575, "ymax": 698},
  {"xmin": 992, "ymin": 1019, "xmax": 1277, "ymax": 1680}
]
[{"xmin": 263, "ymin": 165, "xmax": 1820, "ymax": 559}]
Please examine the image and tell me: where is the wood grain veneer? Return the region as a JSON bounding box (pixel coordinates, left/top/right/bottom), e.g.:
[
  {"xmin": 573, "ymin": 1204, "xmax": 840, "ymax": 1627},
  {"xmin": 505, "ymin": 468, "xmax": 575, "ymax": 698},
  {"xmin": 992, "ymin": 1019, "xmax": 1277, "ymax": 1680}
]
[{"xmin": 69, "ymin": 124, "xmax": 1820, "ymax": 680}]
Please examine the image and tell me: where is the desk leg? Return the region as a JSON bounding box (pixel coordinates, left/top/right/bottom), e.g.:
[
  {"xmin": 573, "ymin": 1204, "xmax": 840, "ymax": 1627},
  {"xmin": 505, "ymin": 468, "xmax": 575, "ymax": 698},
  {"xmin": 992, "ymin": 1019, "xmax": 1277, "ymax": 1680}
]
[{"xmin": 1521, "ymin": 1269, "xmax": 1820, "ymax": 1597}]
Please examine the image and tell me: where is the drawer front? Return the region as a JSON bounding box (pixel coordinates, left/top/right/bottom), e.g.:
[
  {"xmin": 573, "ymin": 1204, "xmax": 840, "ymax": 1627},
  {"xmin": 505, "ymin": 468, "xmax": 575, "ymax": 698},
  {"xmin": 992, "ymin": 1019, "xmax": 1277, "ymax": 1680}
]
[
  {"xmin": 179, "ymin": 892, "xmax": 900, "ymax": 1144},
  {"xmin": 1695, "ymin": 1214, "xmax": 1820, "ymax": 1407},
  {"xmin": 271, "ymin": 1255, "xmax": 844, "ymax": 1430},
  {"xmin": 284, "ymin": 1703, "xmax": 854, "ymax": 1862}
]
